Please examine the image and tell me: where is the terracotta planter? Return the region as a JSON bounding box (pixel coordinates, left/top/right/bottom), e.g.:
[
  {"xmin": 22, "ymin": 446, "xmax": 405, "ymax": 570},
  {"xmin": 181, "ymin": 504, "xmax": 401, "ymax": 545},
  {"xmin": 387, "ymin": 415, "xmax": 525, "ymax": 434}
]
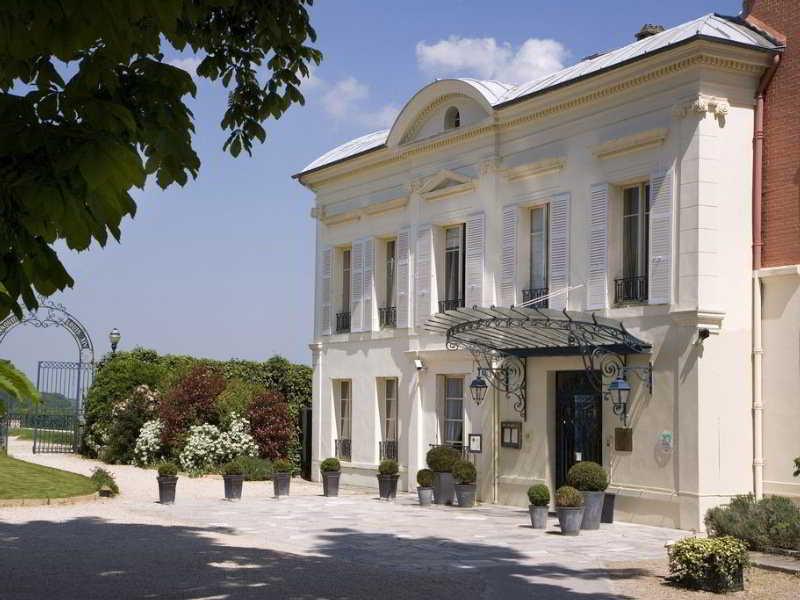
[
  {"xmin": 529, "ymin": 505, "xmax": 548, "ymax": 529},
  {"xmin": 157, "ymin": 476, "xmax": 177, "ymax": 504},
  {"xmin": 322, "ymin": 471, "xmax": 340, "ymax": 497},
  {"xmin": 273, "ymin": 472, "xmax": 291, "ymax": 498},
  {"xmin": 223, "ymin": 474, "xmax": 244, "ymax": 500},
  {"xmin": 556, "ymin": 506, "xmax": 584, "ymax": 535},
  {"xmin": 377, "ymin": 474, "xmax": 399, "ymax": 500},
  {"xmin": 432, "ymin": 472, "xmax": 455, "ymax": 505}
]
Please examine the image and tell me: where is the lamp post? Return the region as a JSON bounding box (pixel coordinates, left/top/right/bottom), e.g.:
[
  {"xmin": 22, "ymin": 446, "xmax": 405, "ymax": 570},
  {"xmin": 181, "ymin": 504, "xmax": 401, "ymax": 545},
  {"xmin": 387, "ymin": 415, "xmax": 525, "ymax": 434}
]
[
  {"xmin": 607, "ymin": 376, "xmax": 631, "ymax": 425},
  {"xmin": 109, "ymin": 328, "xmax": 121, "ymax": 356}
]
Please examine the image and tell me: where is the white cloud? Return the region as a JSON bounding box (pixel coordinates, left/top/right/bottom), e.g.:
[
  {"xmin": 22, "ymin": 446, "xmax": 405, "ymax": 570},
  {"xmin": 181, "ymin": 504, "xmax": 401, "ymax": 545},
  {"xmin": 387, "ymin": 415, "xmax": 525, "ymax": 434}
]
[
  {"xmin": 416, "ymin": 36, "xmax": 568, "ymax": 84},
  {"xmin": 168, "ymin": 56, "xmax": 203, "ymax": 79},
  {"xmin": 318, "ymin": 76, "xmax": 399, "ymax": 129}
]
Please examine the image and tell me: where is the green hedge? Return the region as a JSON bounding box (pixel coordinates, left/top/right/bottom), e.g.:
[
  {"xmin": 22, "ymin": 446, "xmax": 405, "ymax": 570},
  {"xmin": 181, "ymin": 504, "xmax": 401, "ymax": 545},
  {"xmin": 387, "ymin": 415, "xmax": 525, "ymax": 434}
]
[
  {"xmin": 705, "ymin": 494, "xmax": 800, "ymax": 551},
  {"xmin": 82, "ymin": 348, "xmax": 311, "ymax": 463}
]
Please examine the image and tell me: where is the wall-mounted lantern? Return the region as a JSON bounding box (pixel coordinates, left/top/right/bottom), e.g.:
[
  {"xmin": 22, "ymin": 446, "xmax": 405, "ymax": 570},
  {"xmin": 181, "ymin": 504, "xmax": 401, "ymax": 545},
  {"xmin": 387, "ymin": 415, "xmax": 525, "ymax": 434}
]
[
  {"xmin": 469, "ymin": 373, "xmax": 489, "ymax": 406},
  {"xmin": 607, "ymin": 376, "xmax": 631, "ymax": 425}
]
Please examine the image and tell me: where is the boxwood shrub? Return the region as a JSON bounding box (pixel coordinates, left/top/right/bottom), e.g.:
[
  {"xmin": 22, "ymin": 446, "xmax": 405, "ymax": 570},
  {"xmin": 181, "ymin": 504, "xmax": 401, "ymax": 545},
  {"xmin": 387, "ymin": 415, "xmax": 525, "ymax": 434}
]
[
  {"xmin": 527, "ymin": 484, "xmax": 550, "ymax": 507},
  {"xmin": 555, "ymin": 486, "xmax": 583, "ymax": 508},
  {"xmin": 220, "ymin": 461, "xmax": 243, "ymax": 476},
  {"xmin": 379, "ymin": 459, "xmax": 399, "ymax": 476},
  {"xmin": 232, "ymin": 455, "xmax": 272, "ymax": 481},
  {"xmin": 157, "ymin": 461, "xmax": 179, "ymax": 477},
  {"xmin": 705, "ymin": 493, "xmax": 800, "ymax": 551},
  {"xmin": 566, "ymin": 461, "xmax": 608, "ymax": 492},
  {"xmin": 668, "ymin": 536, "xmax": 749, "ymax": 593},
  {"xmin": 320, "ymin": 457, "xmax": 341, "ymax": 473},
  {"xmin": 452, "ymin": 459, "xmax": 476, "ymax": 485},
  {"xmin": 416, "ymin": 468, "xmax": 434, "ymax": 488},
  {"xmin": 426, "ymin": 446, "xmax": 460, "ymax": 472},
  {"xmin": 272, "ymin": 458, "xmax": 293, "ymax": 474}
]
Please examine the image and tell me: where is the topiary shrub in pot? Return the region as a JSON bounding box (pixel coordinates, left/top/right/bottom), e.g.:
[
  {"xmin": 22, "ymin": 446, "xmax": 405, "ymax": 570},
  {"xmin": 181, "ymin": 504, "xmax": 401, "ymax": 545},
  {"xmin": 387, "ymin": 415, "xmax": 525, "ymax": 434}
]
[
  {"xmin": 668, "ymin": 536, "xmax": 749, "ymax": 593},
  {"xmin": 377, "ymin": 459, "xmax": 400, "ymax": 500},
  {"xmin": 453, "ymin": 459, "xmax": 477, "ymax": 508},
  {"xmin": 527, "ymin": 484, "xmax": 550, "ymax": 529},
  {"xmin": 272, "ymin": 459, "xmax": 293, "ymax": 498},
  {"xmin": 157, "ymin": 461, "xmax": 179, "ymax": 504},
  {"xmin": 555, "ymin": 486, "xmax": 584, "ymax": 535},
  {"xmin": 426, "ymin": 446, "xmax": 460, "ymax": 505},
  {"xmin": 320, "ymin": 457, "xmax": 341, "ymax": 497},
  {"xmin": 416, "ymin": 469, "xmax": 434, "ymax": 506},
  {"xmin": 221, "ymin": 461, "xmax": 244, "ymax": 500},
  {"xmin": 566, "ymin": 461, "xmax": 608, "ymax": 530}
]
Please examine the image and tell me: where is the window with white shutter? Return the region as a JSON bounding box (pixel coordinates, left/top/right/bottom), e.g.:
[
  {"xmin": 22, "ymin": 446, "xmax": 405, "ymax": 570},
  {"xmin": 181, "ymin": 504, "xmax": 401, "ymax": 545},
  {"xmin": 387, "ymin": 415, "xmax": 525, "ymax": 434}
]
[
  {"xmin": 319, "ymin": 246, "xmax": 332, "ymax": 335},
  {"xmin": 615, "ymin": 183, "xmax": 650, "ymax": 304},
  {"xmin": 587, "ymin": 184, "xmax": 609, "ymax": 310},
  {"xmin": 396, "ymin": 228, "xmax": 411, "ymax": 328},
  {"xmin": 349, "ymin": 242, "xmax": 364, "ymax": 332},
  {"xmin": 465, "ymin": 212, "xmax": 485, "ymax": 308},
  {"xmin": 500, "ymin": 205, "xmax": 518, "ymax": 307},
  {"xmin": 442, "ymin": 224, "xmax": 465, "ymax": 312},
  {"xmin": 415, "ymin": 225, "xmax": 433, "ymax": 327},
  {"xmin": 648, "ymin": 170, "xmax": 674, "ymax": 305},
  {"xmin": 525, "ymin": 205, "xmax": 549, "ymax": 307},
  {"xmin": 362, "ymin": 237, "xmax": 375, "ymax": 331},
  {"xmin": 549, "ymin": 192, "xmax": 571, "ymax": 310}
]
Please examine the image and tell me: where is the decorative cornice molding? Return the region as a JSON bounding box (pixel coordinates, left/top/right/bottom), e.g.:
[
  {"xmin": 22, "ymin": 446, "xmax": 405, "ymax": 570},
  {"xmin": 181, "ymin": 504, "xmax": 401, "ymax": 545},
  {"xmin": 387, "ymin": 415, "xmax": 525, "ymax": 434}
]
[
  {"xmin": 479, "ymin": 158, "xmax": 500, "ymax": 176},
  {"xmin": 670, "ymin": 309, "xmax": 725, "ymax": 332},
  {"xmin": 362, "ymin": 195, "xmax": 408, "ymax": 216},
  {"xmin": 591, "ymin": 128, "xmax": 668, "ymax": 160},
  {"xmin": 672, "ymin": 94, "xmax": 730, "ymax": 118},
  {"xmin": 415, "ymin": 169, "xmax": 476, "ymax": 202},
  {"xmin": 757, "ymin": 265, "xmax": 800, "ymax": 280},
  {"xmin": 502, "ymin": 157, "xmax": 566, "ymax": 181}
]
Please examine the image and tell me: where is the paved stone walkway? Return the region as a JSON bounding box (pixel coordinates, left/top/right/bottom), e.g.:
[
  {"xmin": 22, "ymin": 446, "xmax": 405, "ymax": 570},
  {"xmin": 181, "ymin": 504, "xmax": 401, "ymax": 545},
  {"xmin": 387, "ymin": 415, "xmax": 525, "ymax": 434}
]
[{"xmin": 1, "ymin": 438, "xmax": 685, "ymax": 599}]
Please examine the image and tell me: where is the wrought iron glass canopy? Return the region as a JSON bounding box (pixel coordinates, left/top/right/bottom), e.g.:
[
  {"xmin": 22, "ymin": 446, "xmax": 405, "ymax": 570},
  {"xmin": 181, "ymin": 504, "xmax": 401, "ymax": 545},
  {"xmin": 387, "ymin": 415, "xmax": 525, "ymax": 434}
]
[{"xmin": 425, "ymin": 306, "xmax": 652, "ymax": 421}]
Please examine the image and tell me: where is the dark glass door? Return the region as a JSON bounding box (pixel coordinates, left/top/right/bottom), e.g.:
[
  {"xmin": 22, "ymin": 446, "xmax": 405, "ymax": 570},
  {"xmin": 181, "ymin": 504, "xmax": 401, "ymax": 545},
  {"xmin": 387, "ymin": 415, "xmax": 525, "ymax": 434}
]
[{"xmin": 555, "ymin": 371, "xmax": 603, "ymax": 488}]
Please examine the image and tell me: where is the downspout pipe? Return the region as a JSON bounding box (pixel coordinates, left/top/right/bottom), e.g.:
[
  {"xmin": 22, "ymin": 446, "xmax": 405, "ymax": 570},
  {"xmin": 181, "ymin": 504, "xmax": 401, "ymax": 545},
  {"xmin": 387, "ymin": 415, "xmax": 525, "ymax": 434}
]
[{"xmin": 752, "ymin": 53, "xmax": 780, "ymax": 500}]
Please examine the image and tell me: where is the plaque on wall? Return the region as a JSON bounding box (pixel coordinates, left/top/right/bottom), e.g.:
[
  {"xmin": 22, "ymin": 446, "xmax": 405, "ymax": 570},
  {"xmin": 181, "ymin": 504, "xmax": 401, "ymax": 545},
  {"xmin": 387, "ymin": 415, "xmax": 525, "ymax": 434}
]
[
  {"xmin": 615, "ymin": 427, "xmax": 633, "ymax": 452},
  {"xmin": 468, "ymin": 433, "xmax": 482, "ymax": 453},
  {"xmin": 501, "ymin": 421, "xmax": 522, "ymax": 449}
]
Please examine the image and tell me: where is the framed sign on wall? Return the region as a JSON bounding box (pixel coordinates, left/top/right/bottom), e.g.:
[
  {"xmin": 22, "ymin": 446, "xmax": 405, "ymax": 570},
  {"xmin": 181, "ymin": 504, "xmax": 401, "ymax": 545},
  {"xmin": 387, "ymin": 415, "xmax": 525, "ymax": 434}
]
[
  {"xmin": 468, "ymin": 433, "xmax": 482, "ymax": 453},
  {"xmin": 501, "ymin": 421, "xmax": 522, "ymax": 449}
]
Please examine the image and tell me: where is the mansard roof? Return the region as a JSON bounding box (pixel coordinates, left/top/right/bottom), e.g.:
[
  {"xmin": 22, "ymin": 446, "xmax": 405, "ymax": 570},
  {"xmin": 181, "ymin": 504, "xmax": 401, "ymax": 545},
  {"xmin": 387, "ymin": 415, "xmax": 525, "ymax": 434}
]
[{"xmin": 296, "ymin": 13, "xmax": 779, "ymax": 179}]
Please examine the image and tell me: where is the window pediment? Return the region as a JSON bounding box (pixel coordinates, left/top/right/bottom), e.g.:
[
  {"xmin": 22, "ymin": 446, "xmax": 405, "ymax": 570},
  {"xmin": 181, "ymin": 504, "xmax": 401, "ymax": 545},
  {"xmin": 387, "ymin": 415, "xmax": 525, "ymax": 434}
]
[{"xmin": 413, "ymin": 170, "xmax": 475, "ymax": 201}]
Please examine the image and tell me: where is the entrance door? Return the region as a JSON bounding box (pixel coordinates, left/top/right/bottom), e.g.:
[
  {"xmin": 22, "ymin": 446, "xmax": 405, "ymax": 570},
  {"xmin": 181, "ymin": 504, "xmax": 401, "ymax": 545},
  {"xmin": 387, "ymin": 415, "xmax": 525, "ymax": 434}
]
[{"xmin": 555, "ymin": 371, "xmax": 603, "ymax": 488}]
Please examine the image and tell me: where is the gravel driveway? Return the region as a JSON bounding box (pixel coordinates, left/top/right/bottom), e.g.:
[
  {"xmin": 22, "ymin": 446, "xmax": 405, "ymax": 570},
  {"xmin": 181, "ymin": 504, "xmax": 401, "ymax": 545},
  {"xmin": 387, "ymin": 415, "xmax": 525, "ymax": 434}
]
[{"xmin": 1, "ymin": 438, "xmax": 684, "ymax": 599}]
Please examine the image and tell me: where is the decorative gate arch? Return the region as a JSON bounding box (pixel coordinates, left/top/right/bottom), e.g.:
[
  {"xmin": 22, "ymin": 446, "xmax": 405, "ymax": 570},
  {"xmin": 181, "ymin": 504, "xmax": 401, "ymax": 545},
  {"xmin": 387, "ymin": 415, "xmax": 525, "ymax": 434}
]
[{"xmin": 0, "ymin": 295, "xmax": 95, "ymax": 453}]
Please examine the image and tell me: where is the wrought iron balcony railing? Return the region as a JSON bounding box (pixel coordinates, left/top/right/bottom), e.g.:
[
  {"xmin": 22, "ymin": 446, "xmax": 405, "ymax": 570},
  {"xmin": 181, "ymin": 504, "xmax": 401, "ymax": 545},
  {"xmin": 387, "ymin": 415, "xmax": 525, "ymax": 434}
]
[
  {"xmin": 335, "ymin": 312, "xmax": 351, "ymax": 333},
  {"xmin": 614, "ymin": 275, "xmax": 648, "ymax": 305},
  {"xmin": 335, "ymin": 438, "xmax": 351, "ymax": 461},
  {"xmin": 438, "ymin": 298, "xmax": 464, "ymax": 313},
  {"xmin": 379, "ymin": 306, "xmax": 397, "ymax": 328},
  {"xmin": 521, "ymin": 287, "xmax": 549, "ymax": 307},
  {"xmin": 379, "ymin": 440, "xmax": 398, "ymax": 461}
]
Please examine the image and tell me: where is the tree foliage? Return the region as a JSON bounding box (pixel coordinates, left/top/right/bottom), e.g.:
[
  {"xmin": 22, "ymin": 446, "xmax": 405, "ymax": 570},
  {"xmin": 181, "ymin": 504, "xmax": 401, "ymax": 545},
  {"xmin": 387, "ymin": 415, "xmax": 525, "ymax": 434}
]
[
  {"xmin": 0, "ymin": 0, "xmax": 322, "ymax": 318},
  {"xmin": 158, "ymin": 364, "xmax": 225, "ymax": 448},
  {"xmin": 0, "ymin": 359, "xmax": 39, "ymax": 413},
  {"xmin": 247, "ymin": 389, "xmax": 294, "ymax": 461}
]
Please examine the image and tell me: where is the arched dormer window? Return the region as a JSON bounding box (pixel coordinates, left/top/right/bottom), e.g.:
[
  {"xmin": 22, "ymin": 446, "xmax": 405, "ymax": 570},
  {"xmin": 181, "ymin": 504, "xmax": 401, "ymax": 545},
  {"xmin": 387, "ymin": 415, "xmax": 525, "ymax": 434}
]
[{"xmin": 444, "ymin": 106, "xmax": 460, "ymax": 130}]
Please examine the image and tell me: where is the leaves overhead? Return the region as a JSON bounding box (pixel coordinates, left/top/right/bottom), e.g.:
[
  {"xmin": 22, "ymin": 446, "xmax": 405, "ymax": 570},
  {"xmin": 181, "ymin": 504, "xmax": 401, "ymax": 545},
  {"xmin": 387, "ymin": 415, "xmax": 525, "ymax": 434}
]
[{"xmin": 0, "ymin": 0, "xmax": 322, "ymax": 319}]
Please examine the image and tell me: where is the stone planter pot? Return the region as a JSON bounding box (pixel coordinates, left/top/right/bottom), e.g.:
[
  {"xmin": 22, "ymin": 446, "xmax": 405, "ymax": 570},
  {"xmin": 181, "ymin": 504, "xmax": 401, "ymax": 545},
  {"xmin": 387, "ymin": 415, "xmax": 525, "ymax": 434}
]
[
  {"xmin": 454, "ymin": 483, "xmax": 476, "ymax": 507},
  {"xmin": 580, "ymin": 491, "xmax": 605, "ymax": 530},
  {"xmin": 556, "ymin": 506, "xmax": 584, "ymax": 535},
  {"xmin": 377, "ymin": 474, "xmax": 399, "ymax": 500},
  {"xmin": 273, "ymin": 472, "xmax": 291, "ymax": 498},
  {"xmin": 601, "ymin": 493, "xmax": 616, "ymax": 523},
  {"xmin": 322, "ymin": 471, "xmax": 340, "ymax": 497},
  {"xmin": 223, "ymin": 474, "xmax": 244, "ymax": 500},
  {"xmin": 157, "ymin": 476, "xmax": 177, "ymax": 504},
  {"xmin": 432, "ymin": 472, "xmax": 455, "ymax": 505},
  {"xmin": 417, "ymin": 486, "xmax": 433, "ymax": 506},
  {"xmin": 529, "ymin": 505, "xmax": 548, "ymax": 529}
]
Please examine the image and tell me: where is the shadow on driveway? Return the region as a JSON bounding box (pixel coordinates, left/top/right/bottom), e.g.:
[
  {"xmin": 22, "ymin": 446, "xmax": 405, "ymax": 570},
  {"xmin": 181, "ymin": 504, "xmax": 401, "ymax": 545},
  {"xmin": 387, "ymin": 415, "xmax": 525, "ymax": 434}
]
[{"xmin": 0, "ymin": 518, "xmax": 644, "ymax": 599}]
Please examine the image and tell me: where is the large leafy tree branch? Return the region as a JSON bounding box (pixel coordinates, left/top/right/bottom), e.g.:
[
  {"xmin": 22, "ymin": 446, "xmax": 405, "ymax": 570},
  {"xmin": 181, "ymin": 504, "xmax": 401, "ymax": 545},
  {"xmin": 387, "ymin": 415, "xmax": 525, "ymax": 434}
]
[{"xmin": 0, "ymin": 0, "xmax": 321, "ymax": 319}]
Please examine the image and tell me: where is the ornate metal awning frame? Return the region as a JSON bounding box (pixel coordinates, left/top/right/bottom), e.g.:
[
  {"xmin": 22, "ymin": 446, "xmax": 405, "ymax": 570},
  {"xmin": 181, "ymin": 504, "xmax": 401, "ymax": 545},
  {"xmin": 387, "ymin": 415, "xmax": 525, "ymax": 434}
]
[{"xmin": 425, "ymin": 305, "xmax": 653, "ymax": 421}]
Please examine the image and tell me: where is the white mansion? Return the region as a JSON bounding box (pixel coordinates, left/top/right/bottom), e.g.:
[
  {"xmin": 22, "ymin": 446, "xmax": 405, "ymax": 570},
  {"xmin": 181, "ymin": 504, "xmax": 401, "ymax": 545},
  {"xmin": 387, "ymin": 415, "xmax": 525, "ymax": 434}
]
[{"xmin": 295, "ymin": 14, "xmax": 784, "ymax": 530}]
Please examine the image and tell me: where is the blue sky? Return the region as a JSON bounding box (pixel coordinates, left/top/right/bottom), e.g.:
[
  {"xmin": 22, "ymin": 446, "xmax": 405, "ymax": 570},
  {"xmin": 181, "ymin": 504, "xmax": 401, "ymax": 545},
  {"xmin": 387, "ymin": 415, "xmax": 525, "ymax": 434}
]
[{"xmin": 3, "ymin": 0, "xmax": 742, "ymax": 379}]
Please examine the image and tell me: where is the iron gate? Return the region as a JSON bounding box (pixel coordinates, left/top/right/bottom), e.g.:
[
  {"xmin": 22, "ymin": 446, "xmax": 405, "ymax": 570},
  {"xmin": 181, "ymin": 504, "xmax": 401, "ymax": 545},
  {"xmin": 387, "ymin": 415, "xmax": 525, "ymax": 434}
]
[{"xmin": 32, "ymin": 360, "xmax": 94, "ymax": 453}]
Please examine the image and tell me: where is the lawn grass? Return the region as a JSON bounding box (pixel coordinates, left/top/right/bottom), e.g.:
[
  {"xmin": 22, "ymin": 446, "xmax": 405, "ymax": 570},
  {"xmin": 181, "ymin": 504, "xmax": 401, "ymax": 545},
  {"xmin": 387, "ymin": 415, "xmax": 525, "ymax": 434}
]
[{"xmin": 0, "ymin": 453, "xmax": 98, "ymax": 500}]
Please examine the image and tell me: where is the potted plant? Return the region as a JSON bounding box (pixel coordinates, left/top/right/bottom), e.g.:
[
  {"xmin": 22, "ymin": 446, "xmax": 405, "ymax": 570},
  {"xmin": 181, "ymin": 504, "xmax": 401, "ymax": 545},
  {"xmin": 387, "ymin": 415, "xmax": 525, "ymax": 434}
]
[
  {"xmin": 426, "ymin": 446, "xmax": 460, "ymax": 505},
  {"xmin": 320, "ymin": 457, "xmax": 341, "ymax": 497},
  {"xmin": 157, "ymin": 462, "xmax": 178, "ymax": 504},
  {"xmin": 416, "ymin": 469, "xmax": 434, "ymax": 506},
  {"xmin": 377, "ymin": 459, "xmax": 399, "ymax": 500},
  {"xmin": 527, "ymin": 484, "xmax": 550, "ymax": 529},
  {"xmin": 555, "ymin": 485, "xmax": 584, "ymax": 535},
  {"xmin": 272, "ymin": 458, "xmax": 293, "ymax": 498},
  {"xmin": 566, "ymin": 461, "xmax": 608, "ymax": 530},
  {"xmin": 453, "ymin": 459, "xmax": 477, "ymax": 507},
  {"xmin": 221, "ymin": 461, "xmax": 244, "ymax": 500}
]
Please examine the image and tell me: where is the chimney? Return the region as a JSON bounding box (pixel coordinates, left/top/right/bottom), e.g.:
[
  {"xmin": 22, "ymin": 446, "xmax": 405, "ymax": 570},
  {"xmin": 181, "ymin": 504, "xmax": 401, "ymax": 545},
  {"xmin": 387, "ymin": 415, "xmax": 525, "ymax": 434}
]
[{"xmin": 635, "ymin": 24, "xmax": 665, "ymax": 41}]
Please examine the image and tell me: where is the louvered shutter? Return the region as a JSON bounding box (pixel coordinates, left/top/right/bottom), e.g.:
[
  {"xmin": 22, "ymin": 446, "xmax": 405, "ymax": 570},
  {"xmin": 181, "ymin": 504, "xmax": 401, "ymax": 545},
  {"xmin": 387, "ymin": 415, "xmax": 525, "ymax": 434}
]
[
  {"xmin": 415, "ymin": 225, "xmax": 433, "ymax": 328},
  {"xmin": 396, "ymin": 228, "xmax": 411, "ymax": 328},
  {"xmin": 319, "ymin": 246, "xmax": 332, "ymax": 335},
  {"xmin": 349, "ymin": 241, "xmax": 364, "ymax": 332},
  {"xmin": 548, "ymin": 192, "xmax": 571, "ymax": 310},
  {"xmin": 587, "ymin": 183, "xmax": 609, "ymax": 310},
  {"xmin": 362, "ymin": 237, "xmax": 375, "ymax": 330},
  {"xmin": 500, "ymin": 205, "xmax": 519, "ymax": 307},
  {"xmin": 465, "ymin": 212, "xmax": 485, "ymax": 308},
  {"xmin": 649, "ymin": 170, "xmax": 674, "ymax": 305}
]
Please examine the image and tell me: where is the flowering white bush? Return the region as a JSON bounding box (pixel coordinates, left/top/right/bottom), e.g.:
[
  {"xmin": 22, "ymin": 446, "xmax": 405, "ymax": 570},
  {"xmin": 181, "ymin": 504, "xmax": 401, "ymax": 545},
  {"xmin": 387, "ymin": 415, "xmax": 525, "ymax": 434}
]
[
  {"xmin": 133, "ymin": 419, "xmax": 163, "ymax": 466},
  {"xmin": 178, "ymin": 414, "xmax": 257, "ymax": 474}
]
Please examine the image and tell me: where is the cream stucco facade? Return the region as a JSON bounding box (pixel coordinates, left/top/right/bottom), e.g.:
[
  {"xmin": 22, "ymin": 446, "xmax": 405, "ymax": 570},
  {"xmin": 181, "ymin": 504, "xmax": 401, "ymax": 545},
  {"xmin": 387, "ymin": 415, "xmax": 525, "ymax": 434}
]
[{"xmin": 297, "ymin": 19, "xmax": 781, "ymax": 531}]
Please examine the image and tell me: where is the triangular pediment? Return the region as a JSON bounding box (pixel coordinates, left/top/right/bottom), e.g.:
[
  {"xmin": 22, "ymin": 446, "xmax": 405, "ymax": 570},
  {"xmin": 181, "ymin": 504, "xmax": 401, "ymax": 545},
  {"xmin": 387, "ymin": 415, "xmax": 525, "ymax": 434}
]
[{"xmin": 417, "ymin": 170, "xmax": 475, "ymax": 200}]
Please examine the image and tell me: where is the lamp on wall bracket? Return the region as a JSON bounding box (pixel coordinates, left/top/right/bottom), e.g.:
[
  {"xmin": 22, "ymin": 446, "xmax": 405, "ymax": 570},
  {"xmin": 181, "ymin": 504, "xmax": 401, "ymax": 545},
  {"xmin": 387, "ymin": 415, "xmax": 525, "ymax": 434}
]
[{"xmin": 464, "ymin": 349, "xmax": 527, "ymax": 421}]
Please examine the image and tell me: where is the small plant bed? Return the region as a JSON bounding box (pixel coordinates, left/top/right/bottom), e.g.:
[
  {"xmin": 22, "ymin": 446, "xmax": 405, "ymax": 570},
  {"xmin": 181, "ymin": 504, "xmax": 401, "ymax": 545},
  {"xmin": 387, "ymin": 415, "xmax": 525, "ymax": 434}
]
[
  {"xmin": 668, "ymin": 536, "xmax": 749, "ymax": 593},
  {"xmin": 0, "ymin": 454, "xmax": 98, "ymax": 500}
]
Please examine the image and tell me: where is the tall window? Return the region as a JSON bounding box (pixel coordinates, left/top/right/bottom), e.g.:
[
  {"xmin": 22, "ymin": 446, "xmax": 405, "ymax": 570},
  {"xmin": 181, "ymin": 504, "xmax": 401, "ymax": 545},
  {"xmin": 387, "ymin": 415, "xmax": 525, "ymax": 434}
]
[
  {"xmin": 341, "ymin": 248, "xmax": 351, "ymax": 311},
  {"xmin": 443, "ymin": 225, "xmax": 465, "ymax": 310},
  {"xmin": 526, "ymin": 205, "xmax": 549, "ymax": 304},
  {"xmin": 618, "ymin": 183, "xmax": 650, "ymax": 303},
  {"xmin": 384, "ymin": 379, "xmax": 397, "ymax": 442},
  {"xmin": 385, "ymin": 240, "xmax": 395, "ymax": 306},
  {"xmin": 338, "ymin": 380, "xmax": 351, "ymax": 439},
  {"xmin": 443, "ymin": 377, "xmax": 464, "ymax": 447},
  {"xmin": 444, "ymin": 106, "xmax": 460, "ymax": 130}
]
